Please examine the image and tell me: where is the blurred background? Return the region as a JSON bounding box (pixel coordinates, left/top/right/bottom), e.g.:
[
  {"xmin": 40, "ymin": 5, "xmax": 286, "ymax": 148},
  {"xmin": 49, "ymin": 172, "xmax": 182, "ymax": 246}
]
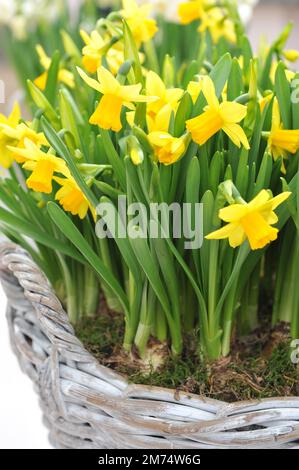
[{"xmin": 0, "ymin": 0, "xmax": 298, "ymax": 450}]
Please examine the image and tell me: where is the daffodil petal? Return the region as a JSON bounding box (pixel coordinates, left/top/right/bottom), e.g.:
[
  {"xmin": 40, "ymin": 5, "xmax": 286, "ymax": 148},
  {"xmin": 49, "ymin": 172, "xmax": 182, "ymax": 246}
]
[
  {"xmin": 77, "ymin": 67, "xmax": 103, "ymax": 93},
  {"xmin": 222, "ymin": 123, "xmax": 250, "ymax": 149},
  {"xmin": 220, "ymin": 101, "xmax": 248, "ymax": 123}
]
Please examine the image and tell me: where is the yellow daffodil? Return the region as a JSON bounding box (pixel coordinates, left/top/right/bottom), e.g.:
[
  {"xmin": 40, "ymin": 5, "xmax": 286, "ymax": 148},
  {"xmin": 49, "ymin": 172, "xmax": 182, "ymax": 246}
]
[
  {"xmin": 120, "ymin": 0, "xmax": 158, "ymax": 46},
  {"xmin": 80, "ymin": 30, "xmax": 124, "ymax": 75},
  {"xmin": 199, "ymin": 7, "xmax": 236, "ymax": 44},
  {"xmin": 34, "ymin": 45, "xmax": 75, "ymax": 91},
  {"xmin": 283, "ymin": 49, "xmax": 299, "ymax": 63},
  {"xmin": 148, "ymin": 131, "xmax": 186, "ymax": 165},
  {"xmin": 268, "ymin": 98, "xmax": 299, "ymax": 167},
  {"xmin": 178, "ymin": 0, "xmax": 206, "ymax": 25},
  {"xmin": 0, "ymin": 122, "xmax": 49, "ymax": 164},
  {"xmin": 8, "ymin": 139, "xmax": 70, "ymax": 194},
  {"xmin": 127, "ymin": 102, "xmax": 173, "ymax": 133},
  {"xmin": 127, "ymin": 70, "xmax": 181, "ymax": 132},
  {"xmin": 206, "ymin": 190, "xmax": 291, "ymax": 250},
  {"xmin": 147, "ymin": 104, "xmax": 174, "ymax": 133},
  {"xmin": 77, "ymin": 66, "xmax": 157, "ymax": 132},
  {"xmin": 54, "ymin": 176, "xmax": 96, "ymax": 220},
  {"xmin": 186, "ymin": 76, "xmax": 250, "ymax": 149},
  {"xmin": 146, "ymin": 71, "xmax": 184, "ymax": 119},
  {"xmin": 0, "ymin": 102, "xmax": 21, "ymax": 168}
]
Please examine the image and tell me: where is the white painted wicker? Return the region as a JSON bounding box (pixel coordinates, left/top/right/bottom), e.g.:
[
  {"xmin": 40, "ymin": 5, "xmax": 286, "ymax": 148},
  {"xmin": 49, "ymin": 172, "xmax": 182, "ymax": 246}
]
[{"xmin": 1, "ymin": 243, "xmax": 299, "ymax": 449}]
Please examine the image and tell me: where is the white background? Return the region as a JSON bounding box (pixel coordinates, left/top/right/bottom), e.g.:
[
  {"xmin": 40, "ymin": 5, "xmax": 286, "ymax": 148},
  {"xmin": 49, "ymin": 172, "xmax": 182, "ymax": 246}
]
[{"xmin": 0, "ymin": 285, "xmax": 51, "ymax": 449}]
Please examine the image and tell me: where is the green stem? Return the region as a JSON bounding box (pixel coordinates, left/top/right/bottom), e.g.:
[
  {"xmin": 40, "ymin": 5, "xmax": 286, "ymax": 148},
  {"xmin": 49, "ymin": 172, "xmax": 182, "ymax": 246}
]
[
  {"xmin": 239, "ymin": 263, "xmax": 260, "ymax": 335},
  {"xmin": 155, "ymin": 303, "xmax": 168, "ymax": 343},
  {"xmin": 134, "ymin": 282, "xmax": 153, "ymax": 357},
  {"xmin": 83, "ymin": 266, "xmax": 99, "ymax": 317},
  {"xmin": 123, "ymin": 271, "xmax": 142, "ymax": 350},
  {"xmin": 57, "ymin": 254, "xmax": 78, "ymax": 324},
  {"xmin": 291, "ymin": 238, "xmax": 299, "ymax": 338},
  {"xmin": 99, "ymin": 237, "xmax": 123, "ymax": 313},
  {"xmin": 221, "ymin": 280, "xmax": 238, "ymax": 357},
  {"xmin": 208, "ymin": 240, "xmax": 220, "ymax": 335}
]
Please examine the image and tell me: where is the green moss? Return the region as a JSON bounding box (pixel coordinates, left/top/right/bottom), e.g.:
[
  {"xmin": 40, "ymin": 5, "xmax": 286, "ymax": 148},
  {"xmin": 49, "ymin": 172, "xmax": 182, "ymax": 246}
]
[{"xmin": 76, "ymin": 313, "xmax": 299, "ymax": 402}]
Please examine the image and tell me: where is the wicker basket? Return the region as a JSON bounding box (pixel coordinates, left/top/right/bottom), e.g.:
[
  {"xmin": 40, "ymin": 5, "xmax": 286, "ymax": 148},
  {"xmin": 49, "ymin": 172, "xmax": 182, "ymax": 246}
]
[{"xmin": 1, "ymin": 243, "xmax": 299, "ymax": 449}]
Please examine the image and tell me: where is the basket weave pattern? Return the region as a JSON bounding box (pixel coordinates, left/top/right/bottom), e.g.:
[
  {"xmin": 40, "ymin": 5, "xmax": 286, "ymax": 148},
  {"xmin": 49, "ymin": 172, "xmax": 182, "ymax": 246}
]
[{"xmin": 1, "ymin": 243, "xmax": 299, "ymax": 449}]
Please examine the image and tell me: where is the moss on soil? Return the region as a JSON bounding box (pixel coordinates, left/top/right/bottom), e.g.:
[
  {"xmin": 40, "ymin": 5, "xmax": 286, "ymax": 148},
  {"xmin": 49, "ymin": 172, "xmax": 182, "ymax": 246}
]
[{"xmin": 76, "ymin": 309, "xmax": 299, "ymax": 402}]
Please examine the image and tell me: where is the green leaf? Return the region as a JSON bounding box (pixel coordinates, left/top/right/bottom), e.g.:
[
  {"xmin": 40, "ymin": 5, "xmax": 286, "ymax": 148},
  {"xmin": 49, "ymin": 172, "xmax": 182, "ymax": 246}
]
[
  {"xmin": 123, "ymin": 20, "xmax": 143, "ymax": 85},
  {"xmin": 45, "ymin": 50, "xmax": 60, "ymax": 105},
  {"xmin": 47, "ymin": 202, "xmax": 129, "ymax": 316},
  {"xmin": 275, "ymin": 62, "xmax": 292, "ymax": 129},
  {"xmin": 59, "ymin": 88, "xmax": 82, "ymax": 149},
  {"xmin": 260, "ymin": 47, "xmax": 274, "ymax": 90},
  {"xmin": 227, "ymin": 58, "xmax": 243, "ymax": 101},
  {"xmin": 174, "ymin": 92, "xmax": 193, "ymax": 137},
  {"xmin": 125, "ymin": 157, "xmax": 147, "ymax": 205},
  {"xmin": 99, "ymin": 196, "xmax": 141, "ymax": 281},
  {"xmin": 0, "ymin": 206, "xmax": 84, "ymax": 263},
  {"xmin": 192, "ymin": 53, "xmax": 232, "ymax": 117},
  {"xmin": 236, "ymin": 149, "xmax": 249, "ymax": 196},
  {"xmin": 200, "ymin": 190, "xmax": 215, "ymax": 298},
  {"xmin": 182, "ymin": 60, "xmax": 200, "ymax": 88},
  {"xmin": 151, "ymin": 237, "xmax": 181, "ymax": 329},
  {"xmin": 186, "ymin": 157, "xmax": 201, "ymax": 278},
  {"xmin": 41, "ymin": 117, "xmax": 98, "ymax": 208},
  {"xmin": 101, "ymin": 129, "xmax": 127, "ymax": 191},
  {"xmin": 210, "ymin": 53, "xmax": 232, "ymax": 97},
  {"xmin": 209, "ymin": 151, "xmax": 224, "ymax": 195},
  {"xmin": 27, "ymin": 80, "xmax": 60, "ymax": 127},
  {"xmin": 128, "ymin": 227, "xmax": 172, "ymax": 322},
  {"xmin": 255, "ymin": 151, "xmax": 273, "ymax": 194},
  {"xmin": 94, "ymin": 181, "xmax": 124, "ymax": 201}
]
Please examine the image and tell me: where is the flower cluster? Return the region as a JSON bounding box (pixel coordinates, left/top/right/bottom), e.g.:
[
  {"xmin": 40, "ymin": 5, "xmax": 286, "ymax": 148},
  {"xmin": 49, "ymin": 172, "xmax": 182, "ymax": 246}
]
[{"xmin": 0, "ymin": 0, "xmax": 298, "ymax": 360}]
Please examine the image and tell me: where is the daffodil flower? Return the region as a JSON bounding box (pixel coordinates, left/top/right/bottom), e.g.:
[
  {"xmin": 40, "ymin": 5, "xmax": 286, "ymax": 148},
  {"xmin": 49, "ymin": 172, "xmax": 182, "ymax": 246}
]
[
  {"xmin": 1, "ymin": 122, "xmax": 48, "ymax": 163},
  {"xmin": 120, "ymin": 0, "xmax": 158, "ymax": 46},
  {"xmin": 148, "ymin": 131, "xmax": 186, "ymax": 165},
  {"xmin": 268, "ymin": 98, "xmax": 299, "ymax": 168},
  {"xmin": 186, "ymin": 76, "xmax": 250, "ymax": 149},
  {"xmin": 34, "ymin": 45, "xmax": 75, "ymax": 91},
  {"xmin": 0, "ymin": 102, "xmax": 21, "ymax": 168},
  {"xmin": 77, "ymin": 66, "xmax": 158, "ymax": 132},
  {"xmin": 198, "ymin": 7, "xmax": 237, "ymax": 44},
  {"xmin": 206, "ymin": 190, "xmax": 291, "ymax": 250},
  {"xmin": 127, "ymin": 102, "xmax": 173, "ymax": 133},
  {"xmin": 8, "ymin": 138, "xmax": 70, "ymax": 194},
  {"xmin": 146, "ymin": 71, "xmax": 184, "ymax": 119},
  {"xmin": 54, "ymin": 176, "xmax": 96, "ymax": 220},
  {"xmin": 178, "ymin": 0, "xmax": 205, "ymax": 25},
  {"xmin": 80, "ymin": 29, "xmax": 125, "ymax": 75}
]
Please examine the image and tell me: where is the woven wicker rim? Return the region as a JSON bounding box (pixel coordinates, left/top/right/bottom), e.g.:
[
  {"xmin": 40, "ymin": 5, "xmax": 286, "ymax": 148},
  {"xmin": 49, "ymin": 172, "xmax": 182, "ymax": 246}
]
[{"xmin": 1, "ymin": 242, "xmax": 299, "ymax": 449}]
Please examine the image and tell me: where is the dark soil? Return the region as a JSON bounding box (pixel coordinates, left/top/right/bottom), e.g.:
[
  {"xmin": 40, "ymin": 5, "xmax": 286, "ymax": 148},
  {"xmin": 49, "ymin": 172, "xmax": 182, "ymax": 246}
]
[{"xmin": 76, "ymin": 299, "xmax": 299, "ymax": 402}]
